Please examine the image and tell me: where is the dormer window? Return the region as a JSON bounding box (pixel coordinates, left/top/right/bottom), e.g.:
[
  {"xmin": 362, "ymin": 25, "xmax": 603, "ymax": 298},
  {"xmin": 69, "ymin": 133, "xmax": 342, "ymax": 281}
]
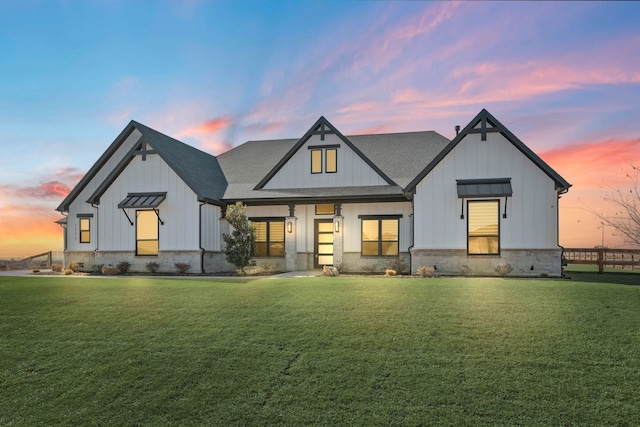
[{"xmin": 310, "ymin": 145, "xmax": 339, "ymax": 174}]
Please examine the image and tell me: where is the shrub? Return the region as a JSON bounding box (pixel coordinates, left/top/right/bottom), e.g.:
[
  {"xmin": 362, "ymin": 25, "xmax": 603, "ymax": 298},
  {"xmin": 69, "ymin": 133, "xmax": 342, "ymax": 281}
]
[
  {"xmin": 63, "ymin": 269, "xmax": 73, "ymax": 275},
  {"xmin": 417, "ymin": 266, "xmax": 436, "ymax": 278},
  {"xmin": 495, "ymin": 264, "xmax": 513, "ymax": 277},
  {"xmin": 385, "ymin": 269, "xmax": 397, "ymax": 276},
  {"xmin": 175, "ymin": 262, "xmax": 191, "ymax": 274},
  {"xmin": 116, "ymin": 261, "xmax": 131, "ymax": 274},
  {"xmin": 459, "ymin": 265, "xmax": 472, "ymax": 276},
  {"xmin": 32, "ymin": 269, "xmax": 40, "ymax": 273},
  {"xmin": 93, "ymin": 264, "xmax": 104, "ymax": 274},
  {"xmin": 222, "ymin": 202, "xmax": 255, "ymax": 274},
  {"xmin": 102, "ymin": 266, "xmax": 119, "ymax": 275},
  {"xmin": 386, "ymin": 258, "xmax": 408, "ymax": 275},
  {"xmin": 146, "ymin": 262, "xmax": 160, "ymax": 273},
  {"xmin": 68, "ymin": 262, "xmax": 80, "ymax": 273},
  {"xmin": 540, "ymin": 272, "xmax": 549, "ymax": 278},
  {"xmin": 51, "ymin": 264, "xmax": 63, "ymax": 272}
]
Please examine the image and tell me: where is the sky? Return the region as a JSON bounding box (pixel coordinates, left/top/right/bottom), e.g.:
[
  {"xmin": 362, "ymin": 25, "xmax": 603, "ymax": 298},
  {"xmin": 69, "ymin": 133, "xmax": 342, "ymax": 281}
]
[{"xmin": 1, "ymin": 0, "xmax": 639, "ymax": 258}]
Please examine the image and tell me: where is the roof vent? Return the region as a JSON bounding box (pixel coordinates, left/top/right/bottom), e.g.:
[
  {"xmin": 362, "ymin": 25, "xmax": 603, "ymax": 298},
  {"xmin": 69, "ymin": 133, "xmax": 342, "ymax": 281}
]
[{"xmin": 455, "ymin": 125, "xmax": 460, "ymax": 136}]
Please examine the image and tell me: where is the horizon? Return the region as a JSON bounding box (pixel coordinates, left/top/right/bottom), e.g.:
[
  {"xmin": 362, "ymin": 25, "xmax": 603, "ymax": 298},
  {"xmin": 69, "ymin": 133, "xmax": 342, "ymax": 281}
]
[{"xmin": 1, "ymin": 1, "xmax": 639, "ymax": 258}]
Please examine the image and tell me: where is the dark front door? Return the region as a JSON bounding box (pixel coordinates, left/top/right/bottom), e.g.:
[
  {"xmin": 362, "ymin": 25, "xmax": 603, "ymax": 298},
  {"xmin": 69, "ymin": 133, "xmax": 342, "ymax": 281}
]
[{"xmin": 314, "ymin": 219, "xmax": 334, "ymax": 268}]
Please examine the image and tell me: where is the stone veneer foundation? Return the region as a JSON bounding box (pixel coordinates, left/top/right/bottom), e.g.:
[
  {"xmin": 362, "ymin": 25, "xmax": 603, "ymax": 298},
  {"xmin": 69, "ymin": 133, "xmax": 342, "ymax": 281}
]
[{"xmin": 410, "ymin": 248, "xmax": 563, "ymax": 277}]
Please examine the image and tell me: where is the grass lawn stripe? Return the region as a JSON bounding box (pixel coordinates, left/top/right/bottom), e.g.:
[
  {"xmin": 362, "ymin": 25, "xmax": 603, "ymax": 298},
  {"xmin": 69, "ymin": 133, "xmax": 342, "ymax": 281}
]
[{"xmin": 1, "ymin": 275, "xmax": 639, "ymax": 425}]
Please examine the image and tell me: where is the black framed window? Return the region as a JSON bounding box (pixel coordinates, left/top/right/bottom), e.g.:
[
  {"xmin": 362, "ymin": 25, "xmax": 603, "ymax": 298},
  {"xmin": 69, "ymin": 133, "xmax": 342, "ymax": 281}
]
[
  {"xmin": 253, "ymin": 219, "xmax": 285, "ymax": 257},
  {"xmin": 467, "ymin": 200, "xmax": 499, "ymax": 255},
  {"xmin": 79, "ymin": 218, "xmax": 90, "ymax": 243},
  {"xmin": 310, "ymin": 146, "xmax": 338, "ymax": 174},
  {"xmin": 361, "ymin": 217, "xmax": 399, "ymax": 256},
  {"xmin": 136, "ymin": 210, "xmax": 159, "ymax": 256}
]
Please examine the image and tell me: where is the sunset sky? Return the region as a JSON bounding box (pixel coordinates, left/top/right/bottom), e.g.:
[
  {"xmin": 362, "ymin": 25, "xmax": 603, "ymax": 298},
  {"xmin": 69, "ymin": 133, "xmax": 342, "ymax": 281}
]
[{"xmin": 1, "ymin": 1, "xmax": 639, "ymax": 258}]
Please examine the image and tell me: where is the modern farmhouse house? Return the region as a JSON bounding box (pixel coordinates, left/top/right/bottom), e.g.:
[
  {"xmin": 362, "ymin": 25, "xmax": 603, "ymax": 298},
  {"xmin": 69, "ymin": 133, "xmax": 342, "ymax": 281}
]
[{"xmin": 56, "ymin": 109, "xmax": 571, "ymax": 276}]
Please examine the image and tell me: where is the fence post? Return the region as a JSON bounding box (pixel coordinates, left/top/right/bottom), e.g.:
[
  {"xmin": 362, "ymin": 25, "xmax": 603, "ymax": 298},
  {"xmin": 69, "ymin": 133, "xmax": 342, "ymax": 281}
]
[{"xmin": 597, "ymin": 248, "xmax": 604, "ymax": 274}]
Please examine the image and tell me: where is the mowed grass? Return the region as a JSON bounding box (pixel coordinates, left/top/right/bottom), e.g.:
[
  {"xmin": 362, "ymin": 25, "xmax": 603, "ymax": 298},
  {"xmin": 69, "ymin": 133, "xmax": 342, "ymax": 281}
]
[{"xmin": 1, "ymin": 274, "xmax": 639, "ymax": 426}]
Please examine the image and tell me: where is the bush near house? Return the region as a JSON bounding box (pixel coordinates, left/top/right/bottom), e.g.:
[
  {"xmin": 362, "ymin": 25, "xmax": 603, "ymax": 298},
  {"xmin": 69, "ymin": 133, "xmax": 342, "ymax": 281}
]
[
  {"xmin": 116, "ymin": 261, "xmax": 131, "ymax": 274},
  {"xmin": 174, "ymin": 262, "xmax": 191, "ymax": 274},
  {"xmin": 146, "ymin": 262, "xmax": 160, "ymax": 273}
]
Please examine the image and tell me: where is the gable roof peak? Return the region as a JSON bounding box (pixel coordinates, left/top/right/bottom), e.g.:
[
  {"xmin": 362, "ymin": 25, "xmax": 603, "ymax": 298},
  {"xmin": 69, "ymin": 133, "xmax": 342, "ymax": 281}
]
[
  {"xmin": 254, "ymin": 115, "xmax": 397, "ymax": 189},
  {"xmin": 404, "ymin": 109, "xmax": 571, "ymax": 193}
]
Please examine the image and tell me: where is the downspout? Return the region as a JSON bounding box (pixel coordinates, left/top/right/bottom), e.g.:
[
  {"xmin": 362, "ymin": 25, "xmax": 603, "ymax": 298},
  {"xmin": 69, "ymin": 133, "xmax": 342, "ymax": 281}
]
[
  {"xmin": 404, "ymin": 191, "xmax": 415, "ymax": 275},
  {"xmin": 557, "ymin": 187, "xmax": 569, "ymax": 277},
  {"xmin": 199, "ymin": 202, "xmax": 205, "ymax": 274},
  {"xmin": 91, "ymin": 203, "xmax": 99, "ymax": 252}
]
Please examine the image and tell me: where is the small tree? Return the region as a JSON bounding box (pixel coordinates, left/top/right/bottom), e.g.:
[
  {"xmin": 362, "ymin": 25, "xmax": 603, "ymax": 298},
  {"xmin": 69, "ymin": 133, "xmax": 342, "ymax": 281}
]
[
  {"xmin": 596, "ymin": 165, "xmax": 640, "ymax": 247},
  {"xmin": 222, "ymin": 202, "xmax": 255, "ymax": 274}
]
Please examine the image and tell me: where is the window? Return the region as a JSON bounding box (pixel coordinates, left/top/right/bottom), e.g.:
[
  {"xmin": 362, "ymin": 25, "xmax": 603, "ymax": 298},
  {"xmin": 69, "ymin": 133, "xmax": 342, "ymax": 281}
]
[
  {"xmin": 310, "ymin": 146, "xmax": 338, "ymax": 174},
  {"xmin": 311, "ymin": 150, "xmax": 322, "ymax": 174},
  {"xmin": 315, "ymin": 204, "xmax": 335, "ymax": 215},
  {"xmin": 79, "ymin": 218, "xmax": 90, "ymax": 243},
  {"xmin": 468, "ymin": 200, "xmax": 499, "ymax": 255},
  {"xmin": 325, "ymin": 148, "xmax": 337, "ymax": 173},
  {"xmin": 361, "ymin": 218, "xmax": 399, "ymax": 256},
  {"xmin": 137, "ymin": 210, "xmax": 159, "ymax": 256},
  {"xmin": 253, "ymin": 219, "xmax": 285, "ymax": 257}
]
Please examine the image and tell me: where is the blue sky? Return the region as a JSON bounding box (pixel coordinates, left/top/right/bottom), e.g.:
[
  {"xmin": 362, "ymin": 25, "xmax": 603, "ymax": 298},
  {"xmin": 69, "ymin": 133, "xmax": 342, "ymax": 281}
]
[{"xmin": 1, "ymin": 1, "xmax": 639, "ymax": 257}]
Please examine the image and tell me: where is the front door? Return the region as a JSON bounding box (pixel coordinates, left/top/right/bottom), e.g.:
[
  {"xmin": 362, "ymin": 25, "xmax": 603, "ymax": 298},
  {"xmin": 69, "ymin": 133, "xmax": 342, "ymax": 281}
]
[{"xmin": 314, "ymin": 219, "xmax": 334, "ymax": 268}]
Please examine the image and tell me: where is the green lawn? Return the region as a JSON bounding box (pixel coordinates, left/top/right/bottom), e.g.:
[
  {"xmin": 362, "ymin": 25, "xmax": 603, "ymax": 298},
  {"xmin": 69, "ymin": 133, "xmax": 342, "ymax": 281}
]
[{"xmin": 1, "ymin": 275, "xmax": 639, "ymax": 426}]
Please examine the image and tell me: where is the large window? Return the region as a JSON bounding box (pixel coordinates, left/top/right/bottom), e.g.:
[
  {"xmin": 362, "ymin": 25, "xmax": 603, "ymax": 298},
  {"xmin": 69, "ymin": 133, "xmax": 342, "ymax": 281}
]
[
  {"xmin": 310, "ymin": 147, "xmax": 337, "ymax": 174},
  {"xmin": 253, "ymin": 219, "xmax": 285, "ymax": 257},
  {"xmin": 136, "ymin": 210, "xmax": 159, "ymax": 256},
  {"xmin": 361, "ymin": 217, "xmax": 399, "ymax": 256},
  {"xmin": 79, "ymin": 217, "xmax": 91, "ymax": 243},
  {"xmin": 468, "ymin": 200, "xmax": 499, "ymax": 255}
]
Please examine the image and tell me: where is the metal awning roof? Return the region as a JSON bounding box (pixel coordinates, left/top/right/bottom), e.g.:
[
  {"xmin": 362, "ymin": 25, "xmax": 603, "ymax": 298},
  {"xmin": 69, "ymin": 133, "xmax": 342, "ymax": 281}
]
[
  {"xmin": 456, "ymin": 178, "xmax": 512, "ymax": 198},
  {"xmin": 118, "ymin": 192, "xmax": 167, "ymax": 209}
]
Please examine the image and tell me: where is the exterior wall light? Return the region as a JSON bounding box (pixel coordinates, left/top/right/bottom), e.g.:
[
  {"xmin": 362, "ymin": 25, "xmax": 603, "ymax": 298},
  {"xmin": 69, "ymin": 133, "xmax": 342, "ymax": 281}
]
[
  {"xmin": 334, "ymin": 221, "xmax": 340, "ymax": 233},
  {"xmin": 287, "ymin": 222, "xmax": 293, "ymax": 233}
]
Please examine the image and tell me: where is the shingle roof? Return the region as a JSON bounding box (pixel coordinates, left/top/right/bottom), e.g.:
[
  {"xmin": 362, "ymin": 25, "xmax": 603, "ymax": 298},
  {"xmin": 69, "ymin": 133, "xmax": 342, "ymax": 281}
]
[
  {"xmin": 217, "ymin": 130, "xmax": 450, "ymax": 201},
  {"xmin": 57, "ymin": 121, "xmax": 228, "ymax": 212},
  {"xmin": 132, "ymin": 121, "xmax": 227, "ymax": 203},
  {"xmin": 405, "ymin": 109, "xmax": 572, "ymax": 192},
  {"xmin": 59, "ymin": 109, "xmax": 570, "ymax": 212}
]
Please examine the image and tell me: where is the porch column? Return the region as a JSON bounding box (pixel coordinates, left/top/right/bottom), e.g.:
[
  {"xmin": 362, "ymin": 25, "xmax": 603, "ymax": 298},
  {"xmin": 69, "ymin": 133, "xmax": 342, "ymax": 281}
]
[
  {"xmin": 285, "ymin": 216, "xmax": 297, "ymax": 272},
  {"xmin": 333, "ymin": 215, "xmax": 344, "ymax": 268}
]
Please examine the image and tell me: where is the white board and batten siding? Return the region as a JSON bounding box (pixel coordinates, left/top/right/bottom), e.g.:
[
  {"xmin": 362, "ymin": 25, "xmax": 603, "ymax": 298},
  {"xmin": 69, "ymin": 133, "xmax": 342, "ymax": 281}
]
[
  {"xmin": 97, "ymin": 153, "xmax": 204, "ymax": 251},
  {"xmin": 413, "ymin": 132, "xmax": 559, "ymax": 250},
  {"xmin": 66, "ymin": 129, "xmax": 143, "ymax": 251},
  {"xmin": 263, "ymin": 134, "xmax": 388, "ymax": 189}
]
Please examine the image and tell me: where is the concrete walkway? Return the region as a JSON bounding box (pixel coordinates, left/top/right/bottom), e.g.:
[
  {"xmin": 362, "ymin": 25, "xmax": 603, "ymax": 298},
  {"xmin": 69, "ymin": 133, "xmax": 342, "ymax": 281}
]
[
  {"xmin": 0, "ymin": 269, "xmax": 323, "ymax": 279},
  {"xmin": 269, "ymin": 270, "xmax": 321, "ymax": 279}
]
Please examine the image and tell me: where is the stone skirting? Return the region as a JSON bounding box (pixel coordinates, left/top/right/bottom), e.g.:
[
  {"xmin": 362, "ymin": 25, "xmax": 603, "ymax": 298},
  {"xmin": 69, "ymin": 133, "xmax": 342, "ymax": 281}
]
[
  {"xmin": 341, "ymin": 252, "xmax": 411, "ymax": 274},
  {"xmin": 410, "ymin": 248, "xmax": 563, "ymax": 277}
]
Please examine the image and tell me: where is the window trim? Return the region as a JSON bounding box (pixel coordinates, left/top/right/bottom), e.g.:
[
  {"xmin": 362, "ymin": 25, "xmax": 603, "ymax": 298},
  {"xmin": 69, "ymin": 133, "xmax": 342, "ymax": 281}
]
[
  {"xmin": 251, "ymin": 217, "xmax": 285, "ymax": 258},
  {"xmin": 79, "ymin": 217, "xmax": 91, "ymax": 244},
  {"xmin": 360, "ymin": 216, "xmax": 400, "ymax": 257},
  {"xmin": 467, "ymin": 199, "xmax": 500, "ymax": 256},
  {"xmin": 311, "ymin": 149, "xmax": 323, "ymax": 174},
  {"xmin": 136, "ymin": 210, "xmax": 159, "ymax": 256},
  {"xmin": 309, "ymin": 146, "xmax": 339, "ymax": 174}
]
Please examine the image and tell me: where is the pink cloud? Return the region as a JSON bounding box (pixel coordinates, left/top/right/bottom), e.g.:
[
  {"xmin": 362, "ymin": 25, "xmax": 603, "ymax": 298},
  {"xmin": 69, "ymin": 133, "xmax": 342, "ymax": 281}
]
[
  {"xmin": 0, "ymin": 180, "xmax": 74, "ymax": 199},
  {"xmin": 174, "ymin": 116, "xmax": 235, "ymax": 154},
  {"xmin": 178, "ymin": 116, "xmax": 234, "ymax": 136},
  {"xmin": 348, "ymin": 125, "xmax": 391, "ymax": 135},
  {"xmin": 540, "ymin": 137, "xmax": 640, "ymax": 189}
]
